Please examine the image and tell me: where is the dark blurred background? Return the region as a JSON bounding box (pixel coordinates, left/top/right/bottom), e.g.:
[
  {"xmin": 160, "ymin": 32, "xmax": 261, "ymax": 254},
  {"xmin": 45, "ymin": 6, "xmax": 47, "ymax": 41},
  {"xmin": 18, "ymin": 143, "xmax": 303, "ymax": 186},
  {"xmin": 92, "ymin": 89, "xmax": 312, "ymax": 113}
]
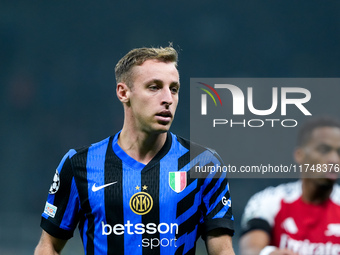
[{"xmin": 1, "ymin": 1, "xmax": 340, "ymax": 254}]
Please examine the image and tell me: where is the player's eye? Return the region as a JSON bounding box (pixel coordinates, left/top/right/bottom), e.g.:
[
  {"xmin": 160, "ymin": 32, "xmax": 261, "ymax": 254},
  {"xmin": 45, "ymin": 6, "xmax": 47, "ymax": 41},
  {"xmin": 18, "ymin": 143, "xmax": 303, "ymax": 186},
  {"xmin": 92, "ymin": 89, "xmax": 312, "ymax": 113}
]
[
  {"xmin": 170, "ymin": 86, "xmax": 179, "ymax": 94},
  {"xmin": 149, "ymin": 85, "xmax": 159, "ymax": 91},
  {"xmin": 337, "ymin": 149, "xmax": 340, "ymax": 157},
  {"xmin": 317, "ymin": 145, "xmax": 331, "ymax": 154}
]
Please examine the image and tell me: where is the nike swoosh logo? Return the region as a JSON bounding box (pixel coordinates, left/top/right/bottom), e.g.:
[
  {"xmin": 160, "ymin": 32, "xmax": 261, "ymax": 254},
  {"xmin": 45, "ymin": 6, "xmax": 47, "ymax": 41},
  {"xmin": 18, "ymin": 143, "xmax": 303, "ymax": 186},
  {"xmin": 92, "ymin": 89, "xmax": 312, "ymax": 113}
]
[{"xmin": 92, "ymin": 181, "xmax": 117, "ymax": 192}]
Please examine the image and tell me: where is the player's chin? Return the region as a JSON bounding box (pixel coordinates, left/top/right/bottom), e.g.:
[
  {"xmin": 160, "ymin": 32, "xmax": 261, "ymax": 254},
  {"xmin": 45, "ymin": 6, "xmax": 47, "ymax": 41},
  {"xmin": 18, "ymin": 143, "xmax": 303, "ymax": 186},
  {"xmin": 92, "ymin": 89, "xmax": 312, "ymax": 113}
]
[
  {"xmin": 316, "ymin": 177, "xmax": 336, "ymax": 189},
  {"xmin": 154, "ymin": 122, "xmax": 172, "ymax": 133}
]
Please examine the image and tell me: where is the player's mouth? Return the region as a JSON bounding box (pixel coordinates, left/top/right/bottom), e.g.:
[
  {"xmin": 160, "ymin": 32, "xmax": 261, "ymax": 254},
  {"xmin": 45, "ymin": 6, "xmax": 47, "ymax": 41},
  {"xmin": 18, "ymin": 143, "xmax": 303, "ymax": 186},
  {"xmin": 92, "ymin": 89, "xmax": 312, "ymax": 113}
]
[{"xmin": 155, "ymin": 110, "xmax": 173, "ymax": 123}]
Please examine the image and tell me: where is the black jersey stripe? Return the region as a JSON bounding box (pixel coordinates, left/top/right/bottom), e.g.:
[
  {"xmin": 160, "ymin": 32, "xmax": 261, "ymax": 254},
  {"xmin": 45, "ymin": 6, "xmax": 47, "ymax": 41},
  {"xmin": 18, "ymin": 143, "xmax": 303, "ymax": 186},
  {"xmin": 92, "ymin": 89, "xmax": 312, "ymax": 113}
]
[
  {"xmin": 175, "ymin": 244, "xmax": 185, "ymax": 255},
  {"xmin": 185, "ymin": 246, "xmax": 196, "ymax": 255},
  {"xmin": 175, "ymin": 244, "xmax": 196, "ymax": 255},
  {"xmin": 225, "ymin": 205, "xmax": 233, "ymax": 220},
  {"xmin": 104, "ymin": 136, "xmax": 125, "ymax": 254},
  {"xmin": 175, "ymin": 242, "xmax": 196, "ymax": 255},
  {"xmin": 141, "ymin": 162, "xmax": 160, "ymax": 255},
  {"xmin": 70, "ymin": 147, "xmax": 95, "ymax": 255},
  {"xmin": 143, "ymin": 132, "xmax": 172, "ymax": 172},
  {"xmin": 177, "ymin": 210, "xmax": 201, "ymax": 237},
  {"xmin": 177, "ymin": 135, "xmax": 206, "ymax": 172},
  {"xmin": 202, "ymin": 170, "xmax": 223, "ymax": 197},
  {"xmin": 53, "ymin": 156, "xmax": 73, "ymax": 222},
  {"xmin": 208, "ymin": 178, "xmax": 228, "ymax": 208},
  {"xmin": 187, "ymin": 162, "xmax": 200, "ymax": 186},
  {"xmin": 208, "ymin": 192, "xmax": 230, "ymax": 219},
  {"xmin": 178, "ymin": 150, "xmax": 190, "ymax": 171},
  {"xmin": 85, "ymin": 217, "xmax": 95, "ymax": 255},
  {"xmin": 176, "ymin": 185, "xmax": 200, "ymax": 218}
]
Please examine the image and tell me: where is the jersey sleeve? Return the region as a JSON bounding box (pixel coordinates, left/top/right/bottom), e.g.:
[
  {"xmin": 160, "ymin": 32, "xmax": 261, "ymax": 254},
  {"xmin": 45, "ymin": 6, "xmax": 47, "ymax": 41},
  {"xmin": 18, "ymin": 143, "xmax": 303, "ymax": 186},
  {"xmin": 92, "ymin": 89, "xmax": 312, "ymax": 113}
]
[
  {"xmin": 40, "ymin": 149, "xmax": 81, "ymax": 240},
  {"xmin": 240, "ymin": 185, "xmax": 285, "ymax": 236},
  {"xmin": 199, "ymin": 150, "xmax": 234, "ymax": 238}
]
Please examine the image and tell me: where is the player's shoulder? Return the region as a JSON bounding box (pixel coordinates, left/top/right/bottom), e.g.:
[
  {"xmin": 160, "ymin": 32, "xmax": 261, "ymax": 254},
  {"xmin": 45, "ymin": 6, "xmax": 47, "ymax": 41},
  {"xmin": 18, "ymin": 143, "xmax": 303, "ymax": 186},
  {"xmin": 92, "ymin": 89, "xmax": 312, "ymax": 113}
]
[
  {"xmin": 174, "ymin": 133, "xmax": 220, "ymax": 157},
  {"xmin": 244, "ymin": 181, "xmax": 302, "ymax": 215},
  {"xmin": 330, "ymin": 183, "xmax": 340, "ymax": 205},
  {"xmin": 68, "ymin": 136, "xmax": 113, "ymax": 160},
  {"xmin": 253, "ymin": 180, "xmax": 301, "ymax": 203},
  {"xmin": 241, "ymin": 181, "xmax": 301, "ymax": 227}
]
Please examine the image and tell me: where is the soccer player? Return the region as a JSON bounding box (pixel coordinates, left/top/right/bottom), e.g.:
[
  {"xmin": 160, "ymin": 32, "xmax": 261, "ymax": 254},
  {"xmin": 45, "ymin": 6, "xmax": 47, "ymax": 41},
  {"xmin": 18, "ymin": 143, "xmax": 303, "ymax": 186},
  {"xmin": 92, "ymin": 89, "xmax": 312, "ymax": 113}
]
[
  {"xmin": 239, "ymin": 116, "xmax": 340, "ymax": 255},
  {"xmin": 34, "ymin": 46, "xmax": 235, "ymax": 255}
]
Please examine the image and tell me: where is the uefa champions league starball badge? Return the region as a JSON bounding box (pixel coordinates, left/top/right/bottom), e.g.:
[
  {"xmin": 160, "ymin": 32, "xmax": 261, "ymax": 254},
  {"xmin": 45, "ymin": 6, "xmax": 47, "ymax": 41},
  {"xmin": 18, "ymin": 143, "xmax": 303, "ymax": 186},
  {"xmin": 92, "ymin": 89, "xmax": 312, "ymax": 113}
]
[{"xmin": 49, "ymin": 169, "xmax": 60, "ymax": 194}]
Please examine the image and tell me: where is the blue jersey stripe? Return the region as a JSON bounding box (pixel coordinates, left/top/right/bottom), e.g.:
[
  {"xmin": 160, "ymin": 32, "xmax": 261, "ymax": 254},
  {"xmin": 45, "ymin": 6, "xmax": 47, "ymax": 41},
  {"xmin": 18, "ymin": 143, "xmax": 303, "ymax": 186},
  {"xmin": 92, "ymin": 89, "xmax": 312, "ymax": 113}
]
[
  {"xmin": 82, "ymin": 218, "xmax": 89, "ymax": 254},
  {"xmin": 86, "ymin": 138, "xmax": 109, "ymax": 254},
  {"xmin": 176, "ymin": 225, "xmax": 198, "ymax": 254},
  {"xmin": 60, "ymin": 177, "xmax": 79, "ymax": 231}
]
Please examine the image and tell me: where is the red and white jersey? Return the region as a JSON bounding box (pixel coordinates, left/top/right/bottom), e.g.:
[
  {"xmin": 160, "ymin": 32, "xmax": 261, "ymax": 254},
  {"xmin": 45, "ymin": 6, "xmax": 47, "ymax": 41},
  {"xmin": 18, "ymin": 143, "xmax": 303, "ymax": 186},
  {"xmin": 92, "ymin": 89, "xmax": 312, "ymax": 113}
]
[{"xmin": 241, "ymin": 181, "xmax": 340, "ymax": 255}]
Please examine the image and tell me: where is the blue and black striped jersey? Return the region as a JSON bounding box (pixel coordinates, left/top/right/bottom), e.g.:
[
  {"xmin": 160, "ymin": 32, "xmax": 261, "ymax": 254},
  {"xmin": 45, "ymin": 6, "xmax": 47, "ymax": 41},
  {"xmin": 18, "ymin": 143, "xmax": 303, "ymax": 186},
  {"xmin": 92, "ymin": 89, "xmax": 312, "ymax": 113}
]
[{"xmin": 41, "ymin": 132, "xmax": 234, "ymax": 255}]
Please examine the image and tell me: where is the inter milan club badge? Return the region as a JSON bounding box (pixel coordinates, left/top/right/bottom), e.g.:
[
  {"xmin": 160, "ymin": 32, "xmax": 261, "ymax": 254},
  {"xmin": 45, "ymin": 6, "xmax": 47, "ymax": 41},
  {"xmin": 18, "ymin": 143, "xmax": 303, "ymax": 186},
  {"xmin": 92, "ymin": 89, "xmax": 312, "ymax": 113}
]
[
  {"xmin": 169, "ymin": 171, "xmax": 187, "ymax": 193},
  {"xmin": 129, "ymin": 185, "xmax": 153, "ymax": 215}
]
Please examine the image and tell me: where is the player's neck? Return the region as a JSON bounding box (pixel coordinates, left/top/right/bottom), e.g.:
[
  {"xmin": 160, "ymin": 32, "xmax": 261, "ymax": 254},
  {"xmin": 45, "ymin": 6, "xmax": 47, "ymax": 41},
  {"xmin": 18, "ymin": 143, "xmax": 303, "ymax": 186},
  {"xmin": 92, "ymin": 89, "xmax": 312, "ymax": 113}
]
[
  {"xmin": 118, "ymin": 127, "xmax": 167, "ymax": 165},
  {"xmin": 301, "ymin": 179, "xmax": 333, "ymax": 204}
]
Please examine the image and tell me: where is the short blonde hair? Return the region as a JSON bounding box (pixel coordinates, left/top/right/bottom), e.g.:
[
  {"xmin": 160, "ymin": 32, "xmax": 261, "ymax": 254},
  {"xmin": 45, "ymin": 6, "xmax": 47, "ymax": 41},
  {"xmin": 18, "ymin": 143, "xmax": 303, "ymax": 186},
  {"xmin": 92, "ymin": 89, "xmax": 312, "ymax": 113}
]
[{"xmin": 115, "ymin": 46, "xmax": 178, "ymax": 87}]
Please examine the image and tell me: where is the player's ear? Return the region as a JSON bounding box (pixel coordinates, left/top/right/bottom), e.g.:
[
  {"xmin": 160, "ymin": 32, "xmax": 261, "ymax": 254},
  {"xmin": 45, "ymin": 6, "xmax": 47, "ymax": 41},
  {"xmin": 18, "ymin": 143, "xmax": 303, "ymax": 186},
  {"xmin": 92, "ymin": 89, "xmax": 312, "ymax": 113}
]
[
  {"xmin": 294, "ymin": 147, "xmax": 304, "ymax": 165},
  {"xmin": 116, "ymin": 82, "xmax": 130, "ymax": 103}
]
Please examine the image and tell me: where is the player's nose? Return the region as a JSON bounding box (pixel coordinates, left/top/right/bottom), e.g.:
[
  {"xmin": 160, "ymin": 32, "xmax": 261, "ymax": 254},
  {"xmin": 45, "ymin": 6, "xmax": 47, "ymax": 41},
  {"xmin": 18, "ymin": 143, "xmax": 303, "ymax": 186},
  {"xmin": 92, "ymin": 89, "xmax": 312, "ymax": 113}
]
[{"xmin": 161, "ymin": 87, "xmax": 174, "ymax": 106}]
